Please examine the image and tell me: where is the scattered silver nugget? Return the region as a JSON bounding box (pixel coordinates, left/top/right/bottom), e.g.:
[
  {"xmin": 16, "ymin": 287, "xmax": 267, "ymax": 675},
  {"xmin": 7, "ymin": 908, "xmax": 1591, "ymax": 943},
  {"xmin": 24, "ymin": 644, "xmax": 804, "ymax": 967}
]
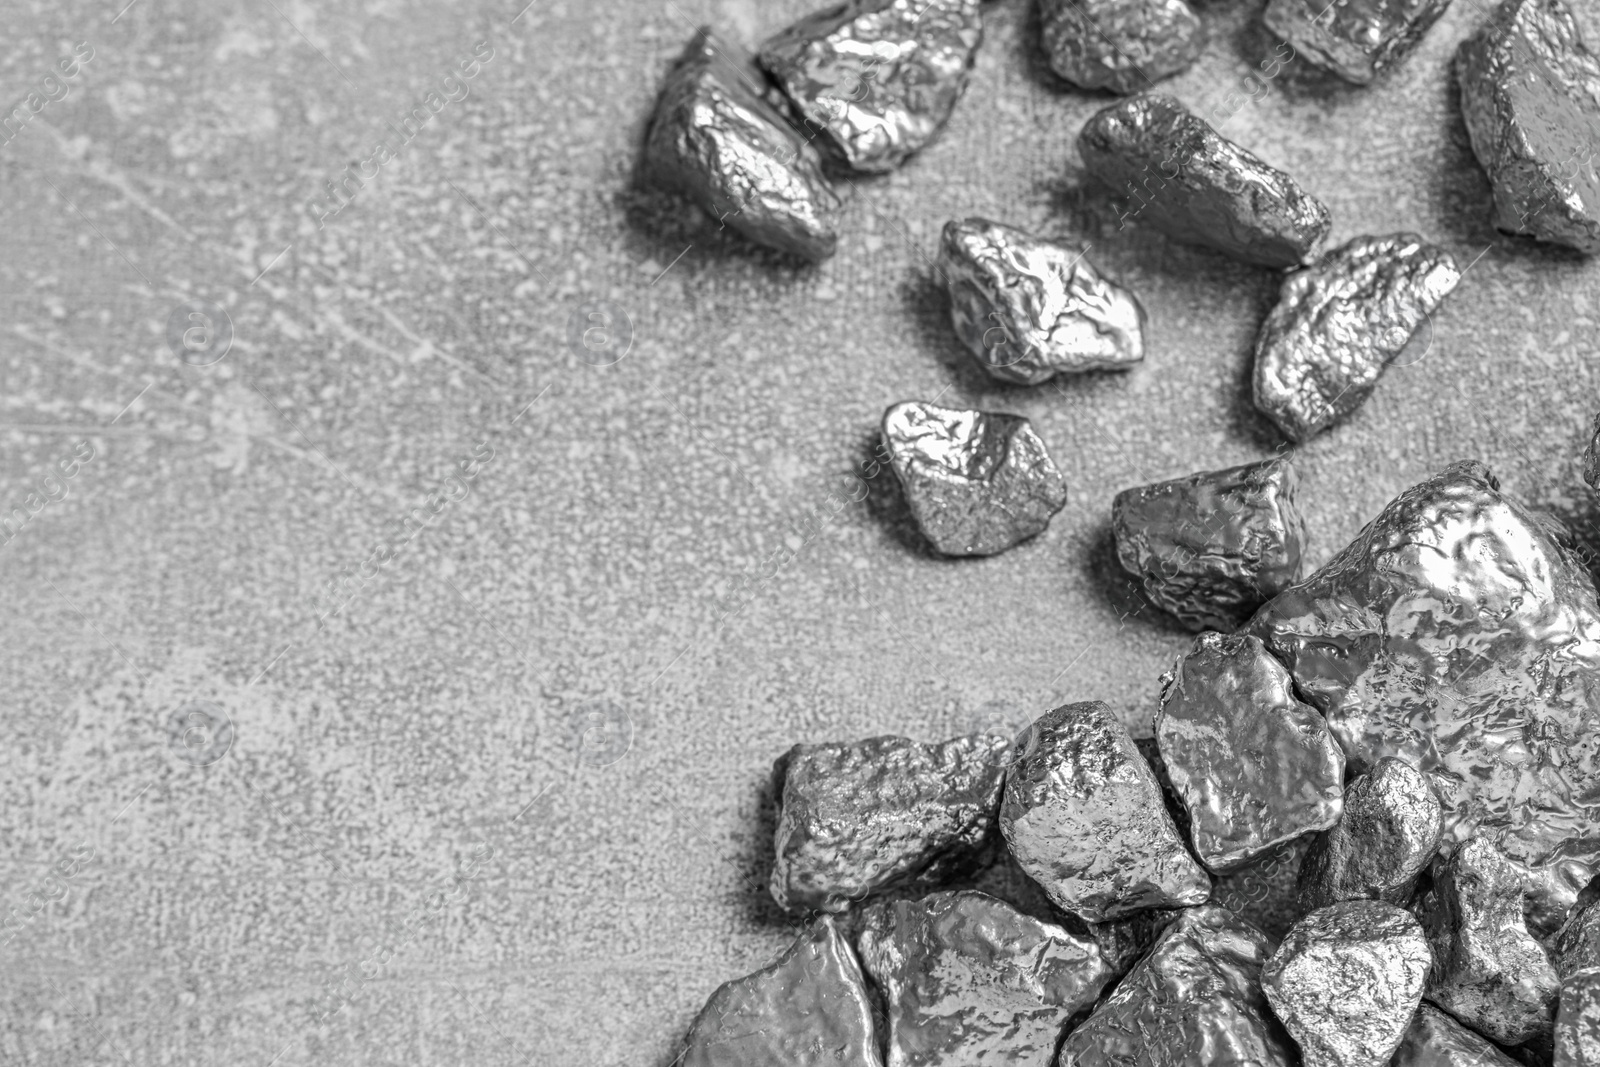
[
  {"xmin": 1057, "ymin": 906, "xmax": 1296, "ymax": 1067},
  {"xmin": 759, "ymin": 0, "xmax": 983, "ymax": 173},
  {"xmin": 881, "ymin": 401, "xmax": 1069, "ymax": 556},
  {"xmin": 1253, "ymin": 233, "xmax": 1461, "ymax": 443},
  {"xmin": 1261, "ymin": 900, "xmax": 1431, "ymax": 1067},
  {"xmin": 1392, "ymin": 1003, "xmax": 1522, "ymax": 1067},
  {"xmin": 1456, "ymin": 0, "xmax": 1600, "ymax": 253},
  {"xmin": 644, "ymin": 28, "xmax": 841, "ymax": 261},
  {"xmin": 1156, "ymin": 631, "xmax": 1345, "ymax": 874},
  {"xmin": 1000, "ymin": 701, "xmax": 1211, "ymax": 922},
  {"xmin": 1077, "ymin": 93, "xmax": 1331, "ymax": 268},
  {"xmin": 769, "ymin": 733, "xmax": 1007, "ymax": 913},
  {"xmin": 857, "ymin": 890, "xmax": 1114, "ymax": 1067},
  {"xmin": 1556, "ymin": 968, "xmax": 1600, "ymax": 1066},
  {"xmin": 938, "ymin": 218, "xmax": 1145, "ymax": 386},
  {"xmin": 1416, "ymin": 837, "xmax": 1560, "ymax": 1047},
  {"xmin": 1296, "ymin": 756, "xmax": 1443, "ymax": 914},
  {"xmin": 1111, "ymin": 458, "xmax": 1307, "ymax": 631},
  {"xmin": 1040, "ymin": 0, "xmax": 1204, "ymax": 95},
  {"xmin": 680, "ymin": 916, "xmax": 882, "ymax": 1067},
  {"xmin": 1264, "ymin": 0, "xmax": 1454, "ymax": 84}
]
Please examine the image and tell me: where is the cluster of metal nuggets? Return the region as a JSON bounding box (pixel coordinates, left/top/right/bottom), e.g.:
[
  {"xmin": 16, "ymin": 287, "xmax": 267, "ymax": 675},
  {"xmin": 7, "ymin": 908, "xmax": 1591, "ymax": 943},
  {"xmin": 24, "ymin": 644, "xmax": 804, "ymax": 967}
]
[{"xmin": 637, "ymin": 0, "xmax": 1600, "ymax": 1064}]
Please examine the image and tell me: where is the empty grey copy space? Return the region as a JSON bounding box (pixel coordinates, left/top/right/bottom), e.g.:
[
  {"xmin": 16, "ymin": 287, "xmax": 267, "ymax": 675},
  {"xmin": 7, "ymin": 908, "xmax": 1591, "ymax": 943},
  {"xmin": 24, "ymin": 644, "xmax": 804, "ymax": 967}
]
[{"xmin": 1, "ymin": 0, "xmax": 1598, "ymax": 1065}]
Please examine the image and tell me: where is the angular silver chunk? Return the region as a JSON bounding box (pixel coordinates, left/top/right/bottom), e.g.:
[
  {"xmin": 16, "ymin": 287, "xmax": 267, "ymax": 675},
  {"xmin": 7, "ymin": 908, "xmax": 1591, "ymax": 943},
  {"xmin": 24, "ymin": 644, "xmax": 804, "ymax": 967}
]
[
  {"xmin": 680, "ymin": 916, "xmax": 883, "ymax": 1067},
  {"xmin": 1112, "ymin": 458, "xmax": 1308, "ymax": 632},
  {"xmin": 1000, "ymin": 701, "xmax": 1211, "ymax": 923},
  {"xmin": 881, "ymin": 401, "xmax": 1069, "ymax": 557},
  {"xmin": 1077, "ymin": 93, "xmax": 1331, "ymax": 268},
  {"xmin": 1264, "ymin": 0, "xmax": 1454, "ymax": 85},
  {"xmin": 769, "ymin": 734, "xmax": 1007, "ymax": 913},
  {"xmin": 1245, "ymin": 460, "xmax": 1600, "ymax": 934},
  {"xmin": 1156, "ymin": 631, "xmax": 1345, "ymax": 874},
  {"xmin": 1056, "ymin": 905, "xmax": 1296, "ymax": 1067},
  {"xmin": 1393, "ymin": 1003, "xmax": 1523, "ymax": 1067},
  {"xmin": 1261, "ymin": 900, "xmax": 1431, "ymax": 1067},
  {"xmin": 1559, "ymin": 893, "xmax": 1600, "ymax": 977},
  {"xmin": 1416, "ymin": 838, "xmax": 1560, "ymax": 1047},
  {"xmin": 857, "ymin": 890, "xmax": 1114, "ymax": 1067},
  {"xmin": 1296, "ymin": 756, "xmax": 1444, "ymax": 914},
  {"xmin": 1040, "ymin": 0, "xmax": 1204, "ymax": 95},
  {"xmin": 759, "ymin": 0, "xmax": 983, "ymax": 173},
  {"xmin": 938, "ymin": 218, "xmax": 1145, "ymax": 386},
  {"xmin": 644, "ymin": 28, "xmax": 841, "ymax": 261},
  {"xmin": 1456, "ymin": 0, "xmax": 1600, "ymax": 254},
  {"xmin": 1253, "ymin": 233, "xmax": 1461, "ymax": 443}
]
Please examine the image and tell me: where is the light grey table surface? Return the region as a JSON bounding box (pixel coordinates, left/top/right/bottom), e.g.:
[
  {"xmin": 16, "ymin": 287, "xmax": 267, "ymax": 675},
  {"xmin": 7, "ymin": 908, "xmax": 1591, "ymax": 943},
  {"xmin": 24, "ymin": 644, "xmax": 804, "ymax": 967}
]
[{"xmin": 3, "ymin": 0, "xmax": 1599, "ymax": 1063}]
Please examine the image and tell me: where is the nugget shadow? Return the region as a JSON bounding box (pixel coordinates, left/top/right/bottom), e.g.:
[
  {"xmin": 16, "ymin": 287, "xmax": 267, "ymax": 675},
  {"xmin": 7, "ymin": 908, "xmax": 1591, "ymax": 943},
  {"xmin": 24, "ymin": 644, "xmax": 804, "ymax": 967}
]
[
  {"xmin": 901, "ymin": 269, "xmax": 1018, "ymax": 399},
  {"xmin": 732, "ymin": 759, "xmax": 798, "ymax": 931}
]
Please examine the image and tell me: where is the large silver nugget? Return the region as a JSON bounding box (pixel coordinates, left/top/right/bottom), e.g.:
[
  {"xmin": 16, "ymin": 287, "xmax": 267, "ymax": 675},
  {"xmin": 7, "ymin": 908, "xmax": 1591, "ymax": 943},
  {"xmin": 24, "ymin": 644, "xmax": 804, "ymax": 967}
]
[
  {"xmin": 1252, "ymin": 233, "xmax": 1461, "ymax": 443},
  {"xmin": 1112, "ymin": 458, "xmax": 1308, "ymax": 632},
  {"xmin": 1416, "ymin": 837, "xmax": 1559, "ymax": 1047},
  {"xmin": 1244, "ymin": 460, "xmax": 1600, "ymax": 934},
  {"xmin": 644, "ymin": 29, "xmax": 841, "ymax": 261},
  {"xmin": 1296, "ymin": 756, "xmax": 1443, "ymax": 914},
  {"xmin": 1393, "ymin": 1003, "xmax": 1522, "ymax": 1067},
  {"xmin": 1263, "ymin": 0, "xmax": 1454, "ymax": 84},
  {"xmin": 857, "ymin": 890, "xmax": 1114, "ymax": 1067},
  {"xmin": 1040, "ymin": 0, "xmax": 1204, "ymax": 95},
  {"xmin": 680, "ymin": 916, "xmax": 882, "ymax": 1067},
  {"xmin": 770, "ymin": 734, "xmax": 1007, "ymax": 912},
  {"xmin": 1056, "ymin": 905, "xmax": 1296, "ymax": 1067},
  {"xmin": 758, "ymin": 0, "xmax": 982, "ymax": 174},
  {"xmin": 1156, "ymin": 631, "xmax": 1344, "ymax": 874},
  {"xmin": 938, "ymin": 218, "xmax": 1145, "ymax": 386},
  {"xmin": 1456, "ymin": 0, "xmax": 1600, "ymax": 254},
  {"xmin": 1000, "ymin": 701, "xmax": 1211, "ymax": 922},
  {"xmin": 1261, "ymin": 900, "xmax": 1431, "ymax": 1067},
  {"xmin": 1077, "ymin": 93, "xmax": 1331, "ymax": 268},
  {"xmin": 1556, "ymin": 968, "xmax": 1600, "ymax": 1065},
  {"xmin": 881, "ymin": 401, "xmax": 1069, "ymax": 557}
]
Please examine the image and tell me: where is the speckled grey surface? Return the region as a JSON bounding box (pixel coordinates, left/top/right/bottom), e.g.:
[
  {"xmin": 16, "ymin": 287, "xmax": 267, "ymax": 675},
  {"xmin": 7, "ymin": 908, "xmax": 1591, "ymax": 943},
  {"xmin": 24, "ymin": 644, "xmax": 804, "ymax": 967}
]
[{"xmin": 3, "ymin": 1, "xmax": 1600, "ymax": 1065}]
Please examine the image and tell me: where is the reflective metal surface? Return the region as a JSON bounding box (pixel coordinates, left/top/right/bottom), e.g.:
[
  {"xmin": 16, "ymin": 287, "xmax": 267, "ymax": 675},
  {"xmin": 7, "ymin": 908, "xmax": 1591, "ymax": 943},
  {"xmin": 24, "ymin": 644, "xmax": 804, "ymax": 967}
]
[
  {"xmin": 1156, "ymin": 631, "xmax": 1344, "ymax": 874},
  {"xmin": 938, "ymin": 217, "xmax": 1145, "ymax": 385},
  {"xmin": 1392, "ymin": 1003, "xmax": 1523, "ymax": 1067},
  {"xmin": 1261, "ymin": 900, "xmax": 1431, "ymax": 1067},
  {"xmin": 643, "ymin": 28, "xmax": 842, "ymax": 261},
  {"xmin": 881, "ymin": 401, "xmax": 1069, "ymax": 557},
  {"xmin": 770, "ymin": 733, "xmax": 1008, "ymax": 912},
  {"xmin": 759, "ymin": 0, "xmax": 983, "ymax": 173},
  {"xmin": 1456, "ymin": 0, "xmax": 1600, "ymax": 253},
  {"xmin": 1245, "ymin": 460, "xmax": 1600, "ymax": 932},
  {"xmin": 1000, "ymin": 701, "xmax": 1211, "ymax": 922},
  {"xmin": 1559, "ymin": 894, "xmax": 1600, "ymax": 976},
  {"xmin": 857, "ymin": 890, "xmax": 1113, "ymax": 1067},
  {"xmin": 1112, "ymin": 458, "xmax": 1307, "ymax": 632},
  {"xmin": 1297, "ymin": 757, "xmax": 1444, "ymax": 914},
  {"xmin": 680, "ymin": 916, "xmax": 883, "ymax": 1067},
  {"xmin": 1056, "ymin": 905, "xmax": 1296, "ymax": 1067},
  {"xmin": 1416, "ymin": 838, "xmax": 1559, "ymax": 1047},
  {"xmin": 1077, "ymin": 93, "xmax": 1331, "ymax": 268},
  {"xmin": 1263, "ymin": 0, "xmax": 1454, "ymax": 84},
  {"xmin": 1040, "ymin": 0, "xmax": 1204, "ymax": 94},
  {"xmin": 1253, "ymin": 233, "xmax": 1461, "ymax": 443},
  {"xmin": 1585, "ymin": 413, "xmax": 1600, "ymax": 489}
]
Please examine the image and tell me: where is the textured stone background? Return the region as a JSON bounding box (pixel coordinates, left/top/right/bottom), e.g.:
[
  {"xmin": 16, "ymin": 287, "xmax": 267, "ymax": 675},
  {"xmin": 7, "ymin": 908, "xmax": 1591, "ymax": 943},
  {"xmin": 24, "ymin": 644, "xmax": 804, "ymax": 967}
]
[{"xmin": 3, "ymin": 0, "xmax": 1599, "ymax": 1064}]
